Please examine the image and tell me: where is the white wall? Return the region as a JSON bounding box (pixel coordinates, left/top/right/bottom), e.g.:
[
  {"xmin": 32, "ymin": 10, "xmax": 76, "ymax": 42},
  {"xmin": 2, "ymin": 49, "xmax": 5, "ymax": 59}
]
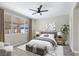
[
  {"xmin": 32, "ymin": 20, "xmax": 36, "ymax": 38},
  {"xmin": 73, "ymin": 7, "xmax": 79, "ymax": 53},
  {"xmin": 35, "ymin": 15, "xmax": 69, "ymax": 32},
  {"xmin": 69, "ymin": 7, "xmax": 74, "ymax": 52},
  {"xmin": 69, "ymin": 3, "xmax": 79, "ymax": 55}
]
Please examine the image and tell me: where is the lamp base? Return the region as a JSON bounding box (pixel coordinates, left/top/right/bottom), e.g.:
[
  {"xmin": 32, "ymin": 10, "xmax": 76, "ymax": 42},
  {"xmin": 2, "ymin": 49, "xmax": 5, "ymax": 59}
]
[{"xmin": 36, "ymin": 34, "xmax": 39, "ymax": 37}]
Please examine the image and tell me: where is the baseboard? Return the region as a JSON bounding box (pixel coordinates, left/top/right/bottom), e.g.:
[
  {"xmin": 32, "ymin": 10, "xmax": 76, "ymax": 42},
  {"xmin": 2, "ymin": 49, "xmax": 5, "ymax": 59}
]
[
  {"xmin": 70, "ymin": 49, "xmax": 79, "ymax": 56},
  {"xmin": 69, "ymin": 44, "xmax": 79, "ymax": 55},
  {"xmin": 73, "ymin": 51, "xmax": 79, "ymax": 56},
  {"xmin": 73, "ymin": 50, "xmax": 79, "ymax": 54}
]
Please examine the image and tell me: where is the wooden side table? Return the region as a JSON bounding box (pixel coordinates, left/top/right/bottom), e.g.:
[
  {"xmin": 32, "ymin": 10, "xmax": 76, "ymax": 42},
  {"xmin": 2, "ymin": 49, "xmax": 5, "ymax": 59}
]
[{"xmin": 55, "ymin": 35, "xmax": 64, "ymax": 45}]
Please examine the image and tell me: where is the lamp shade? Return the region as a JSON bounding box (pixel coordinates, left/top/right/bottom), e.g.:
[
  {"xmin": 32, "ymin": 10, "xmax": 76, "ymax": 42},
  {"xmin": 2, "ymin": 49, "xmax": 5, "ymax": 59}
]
[
  {"xmin": 0, "ymin": 42, "xmax": 4, "ymax": 48},
  {"xmin": 57, "ymin": 32, "xmax": 62, "ymax": 35},
  {"xmin": 35, "ymin": 32, "xmax": 40, "ymax": 35}
]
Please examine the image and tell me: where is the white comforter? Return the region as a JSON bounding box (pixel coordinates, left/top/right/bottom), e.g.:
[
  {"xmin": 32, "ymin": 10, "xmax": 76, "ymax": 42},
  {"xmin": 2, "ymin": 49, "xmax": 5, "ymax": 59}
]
[{"xmin": 26, "ymin": 38, "xmax": 57, "ymax": 55}]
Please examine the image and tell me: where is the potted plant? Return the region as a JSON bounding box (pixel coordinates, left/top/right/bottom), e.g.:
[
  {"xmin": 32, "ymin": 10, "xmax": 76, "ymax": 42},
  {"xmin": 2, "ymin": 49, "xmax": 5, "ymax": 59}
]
[{"xmin": 60, "ymin": 24, "xmax": 69, "ymax": 45}]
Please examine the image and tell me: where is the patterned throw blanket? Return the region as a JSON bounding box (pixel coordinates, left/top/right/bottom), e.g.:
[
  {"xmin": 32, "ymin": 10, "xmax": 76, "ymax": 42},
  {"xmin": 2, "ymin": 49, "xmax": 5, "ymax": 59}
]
[{"xmin": 36, "ymin": 37, "xmax": 57, "ymax": 47}]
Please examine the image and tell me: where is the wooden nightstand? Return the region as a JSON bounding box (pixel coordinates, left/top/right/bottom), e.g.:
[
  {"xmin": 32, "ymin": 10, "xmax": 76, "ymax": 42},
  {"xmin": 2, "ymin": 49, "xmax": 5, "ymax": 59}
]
[{"xmin": 55, "ymin": 35, "xmax": 64, "ymax": 45}]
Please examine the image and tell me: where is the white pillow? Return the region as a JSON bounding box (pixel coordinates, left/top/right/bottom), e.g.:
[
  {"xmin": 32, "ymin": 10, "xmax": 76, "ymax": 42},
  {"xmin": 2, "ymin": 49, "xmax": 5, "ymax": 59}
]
[
  {"xmin": 40, "ymin": 34, "xmax": 47, "ymax": 37},
  {"xmin": 48, "ymin": 34, "xmax": 55, "ymax": 39},
  {"xmin": 39, "ymin": 34, "xmax": 55, "ymax": 39}
]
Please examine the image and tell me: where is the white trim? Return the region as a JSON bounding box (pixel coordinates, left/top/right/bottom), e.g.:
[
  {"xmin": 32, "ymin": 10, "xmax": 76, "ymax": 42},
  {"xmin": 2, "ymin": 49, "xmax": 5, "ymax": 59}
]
[
  {"xmin": 73, "ymin": 50, "xmax": 79, "ymax": 54},
  {"xmin": 72, "ymin": 2, "xmax": 79, "ymax": 54},
  {"xmin": 69, "ymin": 2, "xmax": 78, "ymax": 54},
  {"xmin": 69, "ymin": 44, "xmax": 79, "ymax": 54}
]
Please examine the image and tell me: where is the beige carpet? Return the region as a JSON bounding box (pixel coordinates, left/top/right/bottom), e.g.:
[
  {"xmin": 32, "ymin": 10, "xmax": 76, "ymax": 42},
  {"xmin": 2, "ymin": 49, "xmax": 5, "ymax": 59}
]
[
  {"xmin": 12, "ymin": 47, "xmax": 39, "ymax": 56},
  {"xmin": 12, "ymin": 43, "xmax": 75, "ymax": 56},
  {"xmin": 17, "ymin": 44, "xmax": 63, "ymax": 56}
]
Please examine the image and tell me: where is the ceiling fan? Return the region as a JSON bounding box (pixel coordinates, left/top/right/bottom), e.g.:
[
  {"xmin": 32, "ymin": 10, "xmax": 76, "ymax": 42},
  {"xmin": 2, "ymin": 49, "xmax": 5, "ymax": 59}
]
[{"xmin": 29, "ymin": 5, "xmax": 48, "ymax": 15}]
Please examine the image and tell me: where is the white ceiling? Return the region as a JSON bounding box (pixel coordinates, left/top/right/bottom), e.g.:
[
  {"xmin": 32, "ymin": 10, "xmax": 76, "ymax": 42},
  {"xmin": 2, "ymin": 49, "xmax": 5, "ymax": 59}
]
[{"xmin": 0, "ymin": 2, "xmax": 74, "ymax": 19}]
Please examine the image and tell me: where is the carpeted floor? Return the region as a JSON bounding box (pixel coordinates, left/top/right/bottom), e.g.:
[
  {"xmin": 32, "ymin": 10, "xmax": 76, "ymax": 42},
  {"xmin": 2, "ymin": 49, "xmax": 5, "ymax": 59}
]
[
  {"xmin": 12, "ymin": 44, "xmax": 75, "ymax": 56},
  {"xmin": 16, "ymin": 44, "xmax": 63, "ymax": 56},
  {"xmin": 63, "ymin": 46, "xmax": 75, "ymax": 56},
  {"xmin": 12, "ymin": 47, "xmax": 63, "ymax": 56},
  {"xmin": 12, "ymin": 48, "xmax": 39, "ymax": 56}
]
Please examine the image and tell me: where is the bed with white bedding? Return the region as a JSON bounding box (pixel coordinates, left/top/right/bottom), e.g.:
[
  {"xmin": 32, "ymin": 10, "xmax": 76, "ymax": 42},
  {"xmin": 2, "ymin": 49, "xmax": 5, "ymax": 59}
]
[{"xmin": 26, "ymin": 32, "xmax": 57, "ymax": 55}]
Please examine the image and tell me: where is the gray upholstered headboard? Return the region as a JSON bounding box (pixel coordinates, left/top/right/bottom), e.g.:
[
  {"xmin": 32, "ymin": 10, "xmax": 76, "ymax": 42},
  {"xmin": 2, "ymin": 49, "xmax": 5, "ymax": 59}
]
[{"xmin": 41, "ymin": 32, "xmax": 57, "ymax": 38}]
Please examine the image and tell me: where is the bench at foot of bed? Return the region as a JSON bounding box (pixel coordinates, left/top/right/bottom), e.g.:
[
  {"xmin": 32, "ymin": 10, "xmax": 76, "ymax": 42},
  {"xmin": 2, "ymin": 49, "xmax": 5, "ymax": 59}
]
[
  {"xmin": 26, "ymin": 45, "xmax": 47, "ymax": 56},
  {"xmin": 26, "ymin": 45, "xmax": 33, "ymax": 52},
  {"xmin": 36, "ymin": 47, "xmax": 47, "ymax": 56}
]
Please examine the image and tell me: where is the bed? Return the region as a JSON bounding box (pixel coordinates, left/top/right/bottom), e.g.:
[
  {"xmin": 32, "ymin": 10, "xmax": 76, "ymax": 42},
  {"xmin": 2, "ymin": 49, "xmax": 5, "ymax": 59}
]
[{"xmin": 26, "ymin": 32, "xmax": 57, "ymax": 56}]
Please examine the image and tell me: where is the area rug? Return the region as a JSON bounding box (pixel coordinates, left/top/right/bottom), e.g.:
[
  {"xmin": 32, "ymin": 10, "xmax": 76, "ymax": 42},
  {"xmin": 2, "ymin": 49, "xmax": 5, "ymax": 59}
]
[{"xmin": 17, "ymin": 44, "xmax": 63, "ymax": 56}]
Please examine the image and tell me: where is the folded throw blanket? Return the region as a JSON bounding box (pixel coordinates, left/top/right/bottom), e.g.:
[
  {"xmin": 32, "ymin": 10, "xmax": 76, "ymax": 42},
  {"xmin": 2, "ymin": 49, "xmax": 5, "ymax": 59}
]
[{"xmin": 36, "ymin": 37, "xmax": 57, "ymax": 47}]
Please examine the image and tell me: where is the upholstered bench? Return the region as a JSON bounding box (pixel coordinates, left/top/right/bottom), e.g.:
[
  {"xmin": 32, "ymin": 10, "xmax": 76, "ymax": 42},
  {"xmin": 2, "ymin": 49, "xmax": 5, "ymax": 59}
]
[
  {"xmin": 26, "ymin": 44, "xmax": 47, "ymax": 56},
  {"xmin": 36, "ymin": 46, "xmax": 47, "ymax": 56},
  {"xmin": 26, "ymin": 45, "xmax": 33, "ymax": 52}
]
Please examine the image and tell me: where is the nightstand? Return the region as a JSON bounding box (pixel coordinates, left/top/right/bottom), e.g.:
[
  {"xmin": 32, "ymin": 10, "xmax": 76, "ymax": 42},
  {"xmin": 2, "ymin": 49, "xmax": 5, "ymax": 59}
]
[{"xmin": 55, "ymin": 35, "xmax": 64, "ymax": 45}]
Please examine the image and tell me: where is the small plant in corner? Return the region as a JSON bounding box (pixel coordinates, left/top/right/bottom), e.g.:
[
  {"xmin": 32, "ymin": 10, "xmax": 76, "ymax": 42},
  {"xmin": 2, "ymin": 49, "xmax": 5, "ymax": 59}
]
[
  {"xmin": 60, "ymin": 24, "xmax": 69, "ymax": 34},
  {"xmin": 60, "ymin": 24, "xmax": 69, "ymax": 45}
]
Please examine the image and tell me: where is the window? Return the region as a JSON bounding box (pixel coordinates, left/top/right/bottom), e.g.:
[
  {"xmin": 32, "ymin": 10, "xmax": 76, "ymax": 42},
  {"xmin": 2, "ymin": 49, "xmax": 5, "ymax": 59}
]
[
  {"xmin": 4, "ymin": 14, "xmax": 29, "ymax": 34},
  {"xmin": 20, "ymin": 22, "xmax": 29, "ymax": 33}
]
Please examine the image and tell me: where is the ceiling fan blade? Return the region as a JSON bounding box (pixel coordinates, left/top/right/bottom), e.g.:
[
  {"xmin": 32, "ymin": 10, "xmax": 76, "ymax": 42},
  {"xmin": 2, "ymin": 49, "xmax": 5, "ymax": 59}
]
[
  {"xmin": 40, "ymin": 5, "xmax": 43, "ymax": 9},
  {"xmin": 38, "ymin": 5, "xmax": 43, "ymax": 10},
  {"xmin": 40, "ymin": 10, "xmax": 48, "ymax": 12},
  {"xmin": 32, "ymin": 13, "xmax": 37, "ymax": 15},
  {"xmin": 29, "ymin": 9, "xmax": 37, "ymax": 12}
]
